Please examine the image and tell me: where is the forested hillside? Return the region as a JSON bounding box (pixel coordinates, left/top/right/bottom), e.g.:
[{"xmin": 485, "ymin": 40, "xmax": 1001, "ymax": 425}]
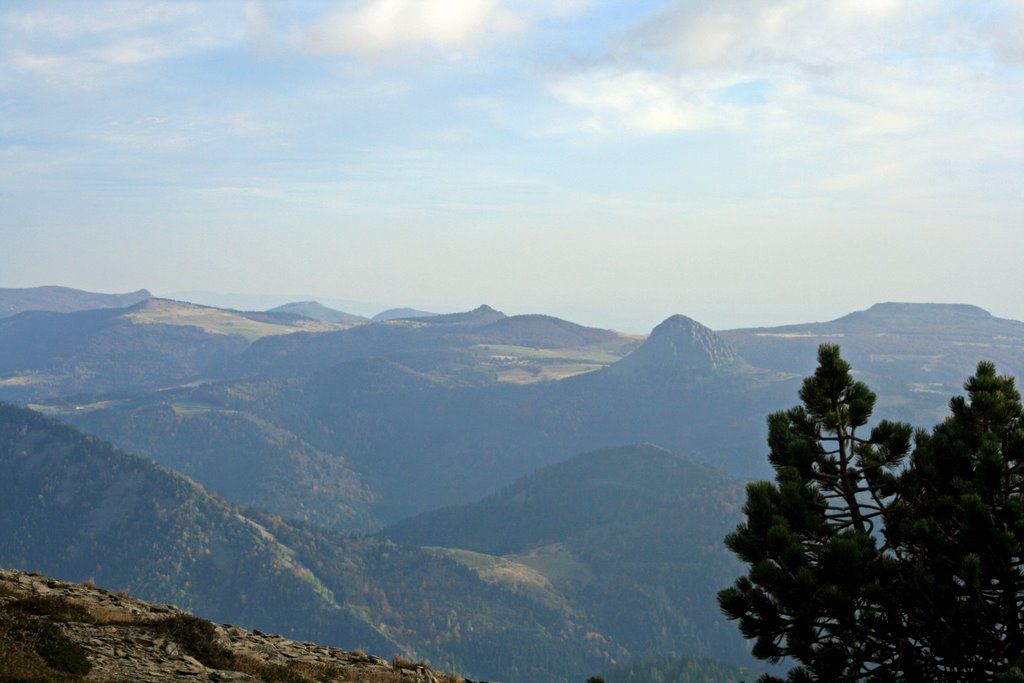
[{"xmin": 1, "ymin": 403, "xmax": 756, "ymax": 681}]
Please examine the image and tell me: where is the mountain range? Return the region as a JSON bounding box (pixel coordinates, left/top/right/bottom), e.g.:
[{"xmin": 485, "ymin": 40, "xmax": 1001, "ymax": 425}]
[
  {"xmin": 0, "ymin": 403, "xmax": 754, "ymax": 681},
  {"xmin": 2, "ymin": 285, "xmax": 1022, "ymax": 681}
]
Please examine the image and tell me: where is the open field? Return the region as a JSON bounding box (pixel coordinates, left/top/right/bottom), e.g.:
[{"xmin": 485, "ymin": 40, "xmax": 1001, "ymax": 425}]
[
  {"xmin": 125, "ymin": 299, "xmax": 353, "ymax": 342},
  {"xmin": 472, "ymin": 343, "xmax": 630, "ymax": 383}
]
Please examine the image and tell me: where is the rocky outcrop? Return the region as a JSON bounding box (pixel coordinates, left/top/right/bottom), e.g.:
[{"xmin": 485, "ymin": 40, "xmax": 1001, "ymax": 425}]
[{"xmin": 0, "ymin": 568, "xmax": 477, "ymax": 683}]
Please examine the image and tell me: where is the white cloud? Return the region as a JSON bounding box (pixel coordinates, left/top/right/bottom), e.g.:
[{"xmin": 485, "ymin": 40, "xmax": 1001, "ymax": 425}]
[
  {"xmin": 624, "ymin": 0, "xmax": 926, "ymax": 73},
  {"xmin": 301, "ymin": 0, "xmax": 524, "ymax": 57},
  {"xmin": 549, "ymin": 69, "xmax": 722, "ymax": 134},
  {"xmin": 547, "ymin": 1, "xmax": 1024, "ymax": 161},
  {"xmin": 0, "ymin": 2, "xmax": 244, "ymax": 89},
  {"xmin": 245, "ymin": 0, "xmax": 591, "ymax": 59},
  {"xmin": 530, "ymin": 0, "xmax": 1024, "ymax": 227}
]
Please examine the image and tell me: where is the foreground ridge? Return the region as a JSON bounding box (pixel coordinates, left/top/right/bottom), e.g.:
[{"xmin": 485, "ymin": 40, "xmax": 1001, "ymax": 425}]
[{"xmin": 0, "ymin": 568, "xmax": 480, "ymax": 683}]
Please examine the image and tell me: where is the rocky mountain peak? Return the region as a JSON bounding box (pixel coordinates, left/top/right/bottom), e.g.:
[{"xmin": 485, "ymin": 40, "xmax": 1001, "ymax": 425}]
[{"xmin": 608, "ymin": 314, "xmax": 742, "ymax": 379}]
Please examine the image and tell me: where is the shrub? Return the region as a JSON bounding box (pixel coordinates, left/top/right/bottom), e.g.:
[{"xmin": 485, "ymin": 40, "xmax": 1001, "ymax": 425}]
[{"xmin": 147, "ymin": 613, "xmax": 234, "ymax": 669}]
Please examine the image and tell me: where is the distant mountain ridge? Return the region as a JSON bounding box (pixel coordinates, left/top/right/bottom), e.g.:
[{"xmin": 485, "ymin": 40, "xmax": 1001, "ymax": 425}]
[
  {"xmin": 373, "ymin": 307, "xmax": 438, "ymax": 321},
  {"xmin": 0, "ymin": 297, "xmax": 348, "ymax": 400},
  {"xmin": 28, "ymin": 300, "xmax": 1024, "ymax": 529},
  {"xmin": 412, "ymin": 304, "xmax": 507, "ymax": 326},
  {"xmin": 831, "ymin": 301, "xmax": 1001, "ymax": 331},
  {"xmin": 0, "ymin": 286, "xmax": 151, "ymax": 318},
  {"xmin": 721, "ymin": 301, "xmax": 1024, "ymax": 423},
  {"xmin": 268, "ymin": 301, "xmax": 367, "ymax": 323},
  {"xmin": 225, "ymin": 304, "xmax": 635, "ymax": 381}
]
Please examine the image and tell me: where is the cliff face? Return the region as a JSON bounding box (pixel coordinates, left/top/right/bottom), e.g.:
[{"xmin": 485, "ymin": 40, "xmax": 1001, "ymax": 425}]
[{"xmin": 0, "ymin": 568, "xmax": 476, "ymax": 683}]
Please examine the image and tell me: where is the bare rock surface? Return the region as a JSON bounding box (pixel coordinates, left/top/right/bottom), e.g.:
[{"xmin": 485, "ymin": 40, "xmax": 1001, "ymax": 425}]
[{"xmin": 0, "ymin": 568, "xmax": 474, "ymax": 683}]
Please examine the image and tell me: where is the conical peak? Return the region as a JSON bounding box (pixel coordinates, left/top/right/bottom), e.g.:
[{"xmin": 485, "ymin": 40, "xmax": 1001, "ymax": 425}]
[
  {"xmin": 650, "ymin": 314, "xmax": 712, "ymax": 337},
  {"xmin": 609, "ymin": 314, "xmax": 741, "ymax": 378},
  {"xmin": 648, "ymin": 314, "xmax": 739, "ymax": 368}
]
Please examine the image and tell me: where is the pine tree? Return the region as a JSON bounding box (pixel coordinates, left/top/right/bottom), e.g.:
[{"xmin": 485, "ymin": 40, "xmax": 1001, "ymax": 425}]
[
  {"xmin": 718, "ymin": 344, "xmax": 917, "ymax": 681},
  {"xmin": 720, "ymin": 347, "xmax": 1024, "ymax": 681},
  {"xmin": 887, "ymin": 361, "xmax": 1024, "ymax": 679}
]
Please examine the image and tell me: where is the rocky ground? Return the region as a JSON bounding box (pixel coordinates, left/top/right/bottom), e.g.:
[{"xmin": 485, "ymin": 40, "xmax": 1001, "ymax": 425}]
[{"xmin": 0, "ymin": 568, "xmax": 476, "ymax": 683}]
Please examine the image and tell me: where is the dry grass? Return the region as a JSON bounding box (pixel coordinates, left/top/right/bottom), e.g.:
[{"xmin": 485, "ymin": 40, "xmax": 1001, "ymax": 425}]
[
  {"xmin": 124, "ymin": 299, "xmax": 344, "ymax": 341},
  {"xmin": 229, "ymin": 654, "xmax": 338, "ymax": 682},
  {"xmin": 85, "ymin": 605, "xmax": 144, "ymax": 625}
]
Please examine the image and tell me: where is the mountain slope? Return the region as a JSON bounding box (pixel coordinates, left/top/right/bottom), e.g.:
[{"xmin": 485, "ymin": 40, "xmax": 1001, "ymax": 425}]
[
  {"xmin": 0, "ymin": 286, "xmax": 151, "ymax": 318},
  {"xmin": 268, "ymin": 301, "xmax": 367, "ymax": 323},
  {"xmin": 63, "ymin": 397, "xmax": 379, "ymax": 531},
  {"xmin": 0, "ymin": 298, "xmax": 353, "ymax": 401},
  {"xmin": 0, "ymin": 403, "xmax": 394, "ymax": 653},
  {"xmin": 0, "ymin": 404, "xmax": 639, "ymax": 682},
  {"xmin": 607, "ymin": 314, "xmax": 748, "ymax": 381},
  {"xmin": 382, "ymin": 444, "xmax": 752, "ymax": 666},
  {"xmin": 384, "ymin": 444, "xmax": 733, "ymax": 554},
  {"xmin": 0, "ymin": 304, "xmax": 250, "ymax": 400}
]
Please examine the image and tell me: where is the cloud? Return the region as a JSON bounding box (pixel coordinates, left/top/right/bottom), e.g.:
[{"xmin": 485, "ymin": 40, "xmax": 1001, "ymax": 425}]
[
  {"xmin": 301, "ymin": 0, "xmax": 524, "ymax": 57},
  {"xmin": 534, "ymin": 0, "xmax": 1024, "ymax": 217},
  {"xmin": 546, "ymin": 1, "xmax": 1023, "ymax": 147},
  {"xmin": 621, "ymin": 0, "xmax": 924, "ymax": 73},
  {"xmin": 244, "ymin": 0, "xmax": 590, "ymax": 60},
  {"xmin": 0, "ymin": 2, "xmax": 244, "ymax": 89},
  {"xmin": 991, "ymin": 0, "xmax": 1024, "ymax": 62},
  {"xmin": 548, "ymin": 69, "xmax": 722, "ymax": 134}
]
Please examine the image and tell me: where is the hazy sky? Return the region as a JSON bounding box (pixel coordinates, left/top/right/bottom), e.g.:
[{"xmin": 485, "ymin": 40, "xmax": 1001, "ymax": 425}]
[{"xmin": 2, "ymin": 1, "xmax": 1022, "ymax": 332}]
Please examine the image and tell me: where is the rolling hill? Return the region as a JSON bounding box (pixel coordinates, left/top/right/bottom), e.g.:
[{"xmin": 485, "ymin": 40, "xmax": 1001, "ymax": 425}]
[
  {"xmin": 381, "ymin": 444, "xmax": 752, "ymax": 665},
  {"xmin": 268, "ymin": 300, "xmax": 367, "ymax": 323},
  {"xmin": 0, "ymin": 298, "xmax": 353, "ymax": 401},
  {"xmin": 0, "ymin": 286, "xmax": 151, "ymax": 318}
]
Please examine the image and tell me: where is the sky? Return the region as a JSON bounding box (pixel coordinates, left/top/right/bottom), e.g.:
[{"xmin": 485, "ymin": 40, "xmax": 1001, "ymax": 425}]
[{"xmin": 1, "ymin": 0, "xmax": 1022, "ymax": 332}]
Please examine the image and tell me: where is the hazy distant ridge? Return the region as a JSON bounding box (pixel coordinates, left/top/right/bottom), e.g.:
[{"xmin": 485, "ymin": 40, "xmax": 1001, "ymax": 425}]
[
  {"xmin": 267, "ymin": 300, "xmax": 367, "ymax": 323},
  {"xmin": 0, "ymin": 285, "xmax": 151, "ymax": 318}
]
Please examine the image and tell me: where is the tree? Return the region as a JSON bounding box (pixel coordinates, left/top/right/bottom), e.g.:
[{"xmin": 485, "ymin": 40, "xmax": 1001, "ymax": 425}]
[
  {"xmin": 887, "ymin": 361, "xmax": 1024, "ymax": 679},
  {"xmin": 718, "ymin": 344, "xmax": 1024, "ymax": 681}
]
